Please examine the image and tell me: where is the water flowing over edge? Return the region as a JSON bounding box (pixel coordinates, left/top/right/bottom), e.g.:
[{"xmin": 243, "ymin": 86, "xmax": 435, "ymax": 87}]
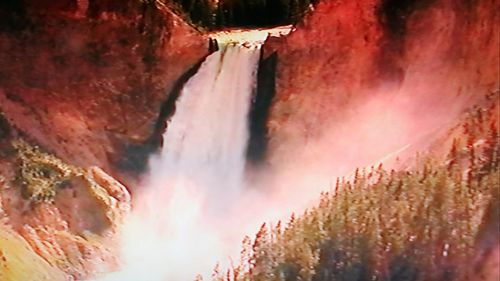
[{"xmin": 95, "ymin": 37, "xmax": 265, "ymax": 281}]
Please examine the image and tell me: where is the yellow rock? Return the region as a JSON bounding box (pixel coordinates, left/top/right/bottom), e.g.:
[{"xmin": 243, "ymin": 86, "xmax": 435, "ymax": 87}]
[{"xmin": 0, "ymin": 223, "xmax": 66, "ymax": 281}]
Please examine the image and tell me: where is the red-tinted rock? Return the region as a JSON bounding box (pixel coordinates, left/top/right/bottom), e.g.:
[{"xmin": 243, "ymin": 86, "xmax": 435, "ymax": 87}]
[
  {"xmin": 0, "ymin": 2, "xmax": 207, "ymax": 279},
  {"xmin": 261, "ymin": 2, "xmax": 499, "ymax": 278},
  {"xmin": 264, "ymin": 0, "xmax": 499, "ymax": 169},
  {"xmin": 0, "ymin": 0, "xmax": 208, "ymax": 185}
]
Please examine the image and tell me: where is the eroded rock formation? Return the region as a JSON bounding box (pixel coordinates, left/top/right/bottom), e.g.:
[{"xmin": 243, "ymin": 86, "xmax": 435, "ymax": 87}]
[
  {"xmin": 0, "ymin": 1, "xmax": 208, "ymax": 279},
  {"xmin": 0, "ymin": 0, "xmax": 209, "ymax": 185},
  {"xmin": 0, "ymin": 124, "xmax": 131, "ymax": 279}
]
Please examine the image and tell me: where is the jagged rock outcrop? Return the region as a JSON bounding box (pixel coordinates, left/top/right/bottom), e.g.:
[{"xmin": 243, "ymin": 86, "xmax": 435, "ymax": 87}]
[
  {"xmin": 0, "ymin": 0, "xmax": 209, "ymax": 185},
  {"xmin": 0, "ymin": 131, "xmax": 131, "ymax": 280}
]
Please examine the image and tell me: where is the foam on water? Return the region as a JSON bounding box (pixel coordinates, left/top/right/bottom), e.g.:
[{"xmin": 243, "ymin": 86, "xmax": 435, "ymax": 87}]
[{"xmin": 95, "ymin": 38, "xmax": 264, "ymax": 281}]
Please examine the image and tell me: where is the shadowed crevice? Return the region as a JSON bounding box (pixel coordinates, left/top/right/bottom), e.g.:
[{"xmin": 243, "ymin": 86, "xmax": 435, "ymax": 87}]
[
  {"xmin": 246, "ymin": 51, "xmax": 278, "ymax": 164},
  {"xmin": 374, "ymin": 0, "xmax": 435, "ymax": 88},
  {"xmin": 0, "ymin": 0, "xmax": 29, "ymax": 32},
  {"xmin": 115, "ymin": 49, "xmax": 212, "ymax": 174}
]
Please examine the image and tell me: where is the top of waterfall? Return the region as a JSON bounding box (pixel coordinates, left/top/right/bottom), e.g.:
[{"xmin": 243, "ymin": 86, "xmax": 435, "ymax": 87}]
[{"xmin": 210, "ymin": 26, "xmax": 293, "ymax": 47}]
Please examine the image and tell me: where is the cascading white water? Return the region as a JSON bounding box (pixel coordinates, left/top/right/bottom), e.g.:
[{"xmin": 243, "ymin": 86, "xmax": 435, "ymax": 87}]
[
  {"xmin": 150, "ymin": 44, "xmax": 261, "ymax": 209},
  {"xmin": 96, "ymin": 42, "xmax": 263, "ymax": 281}
]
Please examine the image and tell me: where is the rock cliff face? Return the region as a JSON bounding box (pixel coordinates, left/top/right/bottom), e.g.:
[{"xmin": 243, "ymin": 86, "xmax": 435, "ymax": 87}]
[
  {"xmin": 0, "ymin": 119, "xmax": 131, "ymax": 279},
  {"xmin": 0, "ymin": 0, "xmax": 209, "ymax": 185},
  {"xmin": 263, "ymin": 0, "xmax": 499, "ymax": 170},
  {"xmin": 0, "ymin": 1, "xmax": 208, "ymax": 279},
  {"xmin": 258, "ymin": 1, "xmax": 499, "ymax": 277}
]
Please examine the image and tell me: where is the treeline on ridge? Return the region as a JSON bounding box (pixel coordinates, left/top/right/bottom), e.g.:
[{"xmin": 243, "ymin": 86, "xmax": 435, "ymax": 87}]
[{"xmin": 170, "ymin": 0, "xmax": 316, "ymax": 29}]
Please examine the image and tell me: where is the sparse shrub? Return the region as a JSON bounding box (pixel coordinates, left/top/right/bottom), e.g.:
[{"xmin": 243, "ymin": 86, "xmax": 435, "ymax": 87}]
[{"xmin": 13, "ymin": 140, "xmax": 82, "ymax": 203}]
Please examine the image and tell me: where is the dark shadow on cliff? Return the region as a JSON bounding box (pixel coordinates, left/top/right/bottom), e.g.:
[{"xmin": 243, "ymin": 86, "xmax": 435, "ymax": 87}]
[
  {"xmin": 115, "ymin": 48, "xmax": 212, "ymax": 175},
  {"xmin": 246, "ymin": 51, "xmax": 278, "ymax": 164},
  {"xmin": 374, "ymin": 0, "xmax": 435, "ymax": 86},
  {"xmin": 0, "ymin": 0, "xmax": 29, "ymax": 32},
  {"xmin": 170, "ymin": 0, "xmax": 317, "ymax": 29}
]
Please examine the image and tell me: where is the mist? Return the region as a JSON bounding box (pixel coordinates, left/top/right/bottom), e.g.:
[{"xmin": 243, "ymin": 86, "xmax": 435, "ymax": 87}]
[{"xmin": 94, "ymin": 13, "xmax": 497, "ymax": 280}]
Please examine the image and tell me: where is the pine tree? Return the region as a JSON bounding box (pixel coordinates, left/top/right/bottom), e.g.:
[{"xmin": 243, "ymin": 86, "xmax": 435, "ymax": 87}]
[{"xmin": 289, "ymin": 0, "xmax": 301, "ymax": 20}]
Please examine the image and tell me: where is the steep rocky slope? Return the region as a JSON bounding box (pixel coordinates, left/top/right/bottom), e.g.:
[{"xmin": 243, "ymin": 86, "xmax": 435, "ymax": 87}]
[
  {"xmin": 247, "ymin": 1, "xmax": 500, "ymax": 278},
  {"xmin": 0, "ymin": 116, "xmax": 131, "ymax": 280},
  {"xmin": 0, "ymin": 0, "xmax": 209, "ymax": 185},
  {"xmin": 262, "ymin": 0, "xmax": 499, "ymax": 171},
  {"xmin": 0, "ymin": 1, "xmax": 208, "ymax": 279}
]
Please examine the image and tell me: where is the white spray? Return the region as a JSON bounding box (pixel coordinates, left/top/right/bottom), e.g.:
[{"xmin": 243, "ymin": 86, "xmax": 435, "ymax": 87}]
[{"xmin": 95, "ymin": 40, "xmax": 263, "ymax": 281}]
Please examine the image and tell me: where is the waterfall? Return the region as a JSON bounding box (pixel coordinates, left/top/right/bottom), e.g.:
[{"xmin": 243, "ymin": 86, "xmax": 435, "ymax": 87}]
[
  {"xmin": 96, "ymin": 43, "xmax": 263, "ymax": 281},
  {"xmin": 149, "ymin": 44, "xmax": 262, "ymax": 209}
]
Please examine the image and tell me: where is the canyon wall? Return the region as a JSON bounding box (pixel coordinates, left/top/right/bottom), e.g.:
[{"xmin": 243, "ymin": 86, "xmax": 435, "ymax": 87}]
[
  {"xmin": 0, "ymin": 0, "xmax": 497, "ymax": 279},
  {"xmin": 0, "ymin": 0, "xmax": 209, "ymax": 185},
  {"xmin": 0, "ymin": 115, "xmax": 131, "ymax": 279},
  {"xmin": 259, "ymin": 1, "xmax": 499, "ymax": 278},
  {"xmin": 0, "ymin": 1, "xmax": 208, "ymax": 279},
  {"xmin": 263, "ymin": 0, "xmax": 499, "ymax": 172}
]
